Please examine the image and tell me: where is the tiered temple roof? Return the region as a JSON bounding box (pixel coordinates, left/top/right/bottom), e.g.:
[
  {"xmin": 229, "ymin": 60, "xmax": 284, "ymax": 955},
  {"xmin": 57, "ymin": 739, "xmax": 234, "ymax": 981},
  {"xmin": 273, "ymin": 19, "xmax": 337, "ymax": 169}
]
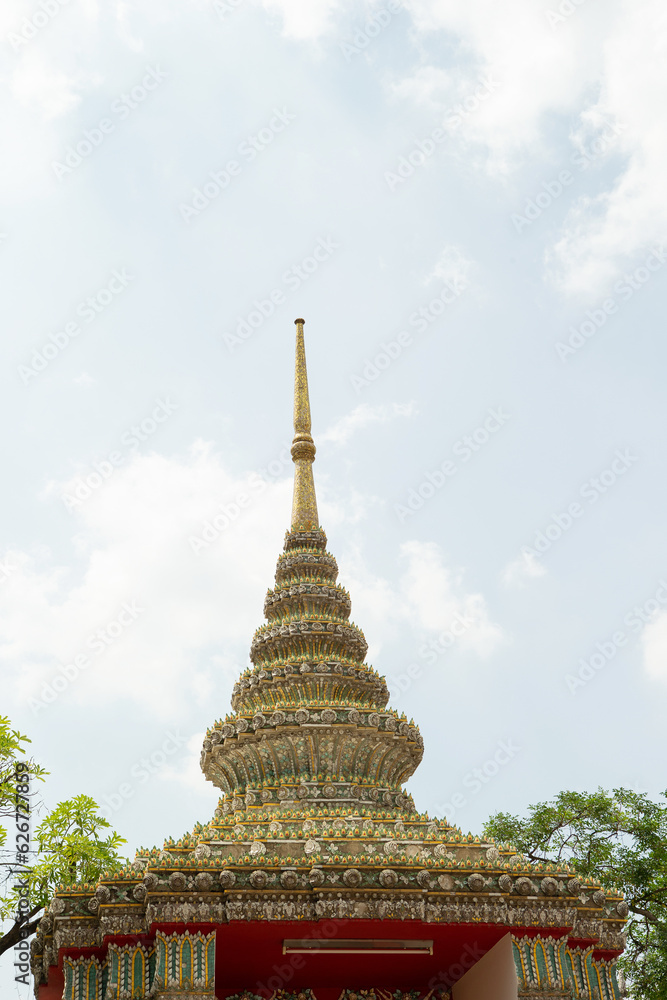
[{"xmin": 32, "ymin": 320, "xmax": 627, "ymax": 1000}]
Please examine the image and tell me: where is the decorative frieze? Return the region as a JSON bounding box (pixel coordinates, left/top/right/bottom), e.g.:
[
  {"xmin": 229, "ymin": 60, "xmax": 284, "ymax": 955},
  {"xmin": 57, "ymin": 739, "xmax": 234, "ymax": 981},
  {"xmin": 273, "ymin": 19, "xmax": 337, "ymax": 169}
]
[
  {"xmin": 62, "ymin": 956, "xmax": 105, "ymax": 1000},
  {"xmin": 153, "ymin": 930, "xmax": 215, "ymax": 997},
  {"xmin": 60, "ymin": 933, "xmax": 215, "ymax": 1000},
  {"xmin": 512, "ymin": 935, "xmax": 622, "ymax": 999}
]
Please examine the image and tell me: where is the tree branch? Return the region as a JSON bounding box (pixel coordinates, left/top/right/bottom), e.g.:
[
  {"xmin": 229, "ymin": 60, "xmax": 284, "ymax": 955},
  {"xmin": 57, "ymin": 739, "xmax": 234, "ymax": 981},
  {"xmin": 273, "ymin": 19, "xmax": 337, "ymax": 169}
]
[
  {"xmin": 0, "ymin": 907, "xmax": 43, "ymax": 958},
  {"xmin": 629, "ymin": 903, "xmax": 659, "ymax": 924}
]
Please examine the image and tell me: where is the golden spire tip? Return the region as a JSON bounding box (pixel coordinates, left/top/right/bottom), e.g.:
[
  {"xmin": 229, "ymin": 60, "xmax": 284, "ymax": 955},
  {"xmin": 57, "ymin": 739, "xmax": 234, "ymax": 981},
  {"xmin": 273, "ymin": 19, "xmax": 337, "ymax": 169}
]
[{"xmin": 290, "ymin": 319, "xmax": 319, "ymax": 532}]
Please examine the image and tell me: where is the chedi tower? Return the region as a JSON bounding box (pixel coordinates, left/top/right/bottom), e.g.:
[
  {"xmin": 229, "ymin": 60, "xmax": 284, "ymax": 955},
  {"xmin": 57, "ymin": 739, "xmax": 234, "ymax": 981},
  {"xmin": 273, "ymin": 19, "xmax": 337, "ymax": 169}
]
[{"xmin": 34, "ymin": 320, "xmax": 627, "ymax": 1000}]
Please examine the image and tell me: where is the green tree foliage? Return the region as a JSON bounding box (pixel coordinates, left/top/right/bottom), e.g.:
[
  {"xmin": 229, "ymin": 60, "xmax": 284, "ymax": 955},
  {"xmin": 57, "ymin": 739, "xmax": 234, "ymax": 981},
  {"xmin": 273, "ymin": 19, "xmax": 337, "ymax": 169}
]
[
  {"xmin": 0, "ymin": 715, "xmax": 46, "ymax": 847},
  {"xmin": 0, "ymin": 715, "xmax": 126, "ymax": 958},
  {"xmin": 484, "ymin": 788, "xmax": 667, "ymax": 999}
]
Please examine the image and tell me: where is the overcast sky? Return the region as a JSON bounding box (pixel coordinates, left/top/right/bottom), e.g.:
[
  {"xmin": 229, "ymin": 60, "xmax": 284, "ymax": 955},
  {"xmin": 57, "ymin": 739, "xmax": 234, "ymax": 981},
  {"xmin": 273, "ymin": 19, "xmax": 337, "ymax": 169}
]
[{"xmin": 2, "ymin": 0, "xmax": 667, "ymax": 992}]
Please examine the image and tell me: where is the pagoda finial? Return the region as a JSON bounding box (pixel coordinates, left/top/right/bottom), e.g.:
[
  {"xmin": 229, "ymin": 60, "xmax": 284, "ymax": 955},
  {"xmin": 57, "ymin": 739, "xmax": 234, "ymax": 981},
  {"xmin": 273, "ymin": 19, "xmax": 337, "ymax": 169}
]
[{"xmin": 290, "ymin": 318, "xmax": 319, "ymax": 531}]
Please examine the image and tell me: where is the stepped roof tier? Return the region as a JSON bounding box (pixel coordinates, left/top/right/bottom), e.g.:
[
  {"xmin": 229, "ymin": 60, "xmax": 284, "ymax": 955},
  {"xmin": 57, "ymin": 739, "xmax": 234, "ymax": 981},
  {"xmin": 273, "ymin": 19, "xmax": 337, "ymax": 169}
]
[{"xmin": 33, "ymin": 320, "xmax": 628, "ymax": 1000}]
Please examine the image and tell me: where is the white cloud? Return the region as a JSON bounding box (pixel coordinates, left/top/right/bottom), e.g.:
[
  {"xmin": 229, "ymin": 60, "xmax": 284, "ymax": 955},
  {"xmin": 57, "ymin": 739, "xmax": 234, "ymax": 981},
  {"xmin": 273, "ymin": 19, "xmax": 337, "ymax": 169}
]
[
  {"xmin": 259, "ymin": 0, "xmax": 341, "ymax": 39},
  {"xmin": 423, "ymin": 244, "xmax": 473, "ymax": 288},
  {"xmin": 388, "ymin": 0, "xmax": 667, "ymax": 295},
  {"xmin": 399, "ymin": 540, "xmax": 504, "ymax": 656},
  {"xmin": 394, "ymin": 0, "xmax": 597, "ymax": 172},
  {"xmin": 0, "ymin": 444, "xmax": 502, "ymax": 721},
  {"xmin": 550, "ymin": 0, "xmax": 667, "ymax": 295},
  {"xmin": 342, "ymin": 539, "xmax": 504, "ymax": 660},
  {"xmin": 502, "ymin": 550, "xmax": 548, "ymax": 588},
  {"xmin": 641, "ymin": 610, "xmax": 667, "ymax": 682},
  {"xmin": 320, "ymin": 401, "xmax": 417, "ymax": 446},
  {"xmin": 1, "ymin": 443, "xmax": 293, "ymax": 716},
  {"xmin": 4, "ymin": 0, "xmax": 665, "ymax": 295},
  {"xmin": 10, "ymin": 55, "xmax": 85, "ymax": 121}
]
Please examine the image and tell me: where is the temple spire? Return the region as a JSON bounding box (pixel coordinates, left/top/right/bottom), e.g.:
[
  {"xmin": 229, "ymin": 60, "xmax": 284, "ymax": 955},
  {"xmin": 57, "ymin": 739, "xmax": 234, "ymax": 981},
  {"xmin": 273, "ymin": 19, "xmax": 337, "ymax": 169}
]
[{"xmin": 290, "ymin": 318, "xmax": 319, "ymax": 531}]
